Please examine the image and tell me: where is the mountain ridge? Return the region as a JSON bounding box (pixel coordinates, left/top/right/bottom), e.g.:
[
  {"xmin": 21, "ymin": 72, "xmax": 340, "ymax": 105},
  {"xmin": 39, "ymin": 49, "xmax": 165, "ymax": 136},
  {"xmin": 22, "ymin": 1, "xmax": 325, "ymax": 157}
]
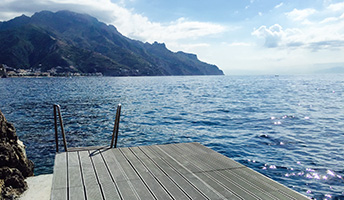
[{"xmin": 0, "ymin": 10, "xmax": 224, "ymax": 76}]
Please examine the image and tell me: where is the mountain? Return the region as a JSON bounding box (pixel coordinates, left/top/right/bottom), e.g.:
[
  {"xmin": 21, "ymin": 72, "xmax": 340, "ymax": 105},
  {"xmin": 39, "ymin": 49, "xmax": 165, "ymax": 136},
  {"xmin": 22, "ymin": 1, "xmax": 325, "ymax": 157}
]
[
  {"xmin": 315, "ymin": 66, "xmax": 344, "ymax": 74},
  {"xmin": 0, "ymin": 10, "xmax": 224, "ymax": 76}
]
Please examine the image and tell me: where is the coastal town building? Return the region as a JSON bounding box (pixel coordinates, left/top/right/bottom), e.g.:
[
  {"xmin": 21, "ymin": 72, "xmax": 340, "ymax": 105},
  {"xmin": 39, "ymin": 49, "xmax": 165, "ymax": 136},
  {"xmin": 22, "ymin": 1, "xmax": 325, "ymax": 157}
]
[{"xmin": 0, "ymin": 64, "xmax": 103, "ymax": 78}]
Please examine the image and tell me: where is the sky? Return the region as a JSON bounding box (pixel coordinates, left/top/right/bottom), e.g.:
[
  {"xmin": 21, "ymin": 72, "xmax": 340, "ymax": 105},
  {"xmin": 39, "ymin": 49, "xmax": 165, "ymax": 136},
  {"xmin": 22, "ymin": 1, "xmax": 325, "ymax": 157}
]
[{"xmin": 1, "ymin": 0, "xmax": 344, "ymax": 75}]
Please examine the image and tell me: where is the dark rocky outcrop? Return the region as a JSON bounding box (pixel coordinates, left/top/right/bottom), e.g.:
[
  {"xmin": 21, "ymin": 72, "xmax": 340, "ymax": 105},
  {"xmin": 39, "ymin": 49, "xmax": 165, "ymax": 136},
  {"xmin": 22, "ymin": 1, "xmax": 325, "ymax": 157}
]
[
  {"xmin": 0, "ymin": 110, "xmax": 34, "ymax": 199},
  {"xmin": 0, "ymin": 64, "xmax": 7, "ymax": 78}
]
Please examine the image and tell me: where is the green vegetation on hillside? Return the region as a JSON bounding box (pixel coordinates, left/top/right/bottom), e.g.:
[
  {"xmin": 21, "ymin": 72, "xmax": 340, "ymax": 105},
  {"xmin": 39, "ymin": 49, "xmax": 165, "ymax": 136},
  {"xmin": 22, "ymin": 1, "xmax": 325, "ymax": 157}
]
[{"xmin": 0, "ymin": 10, "xmax": 224, "ymax": 76}]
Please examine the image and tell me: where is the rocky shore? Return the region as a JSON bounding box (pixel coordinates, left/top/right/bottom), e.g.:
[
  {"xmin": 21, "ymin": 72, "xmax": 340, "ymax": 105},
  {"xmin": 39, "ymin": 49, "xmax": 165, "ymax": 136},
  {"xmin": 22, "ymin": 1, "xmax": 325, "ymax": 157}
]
[{"xmin": 0, "ymin": 110, "xmax": 34, "ymax": 199}]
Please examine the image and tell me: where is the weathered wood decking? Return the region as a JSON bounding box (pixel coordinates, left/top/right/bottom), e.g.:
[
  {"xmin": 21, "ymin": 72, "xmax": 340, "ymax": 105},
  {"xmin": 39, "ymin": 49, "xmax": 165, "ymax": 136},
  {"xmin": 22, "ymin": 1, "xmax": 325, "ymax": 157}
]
[{"xmin": 51, "ymin": 142, "xmax": 308, "ymax": 200}]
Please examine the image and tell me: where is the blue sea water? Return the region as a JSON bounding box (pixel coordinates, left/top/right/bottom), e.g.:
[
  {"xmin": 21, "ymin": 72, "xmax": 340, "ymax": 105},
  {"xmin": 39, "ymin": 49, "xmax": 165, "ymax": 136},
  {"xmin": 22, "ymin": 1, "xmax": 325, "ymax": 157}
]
[{"xmin": 0, "ymin": 75, "xmax": 343, "ymax": 199}]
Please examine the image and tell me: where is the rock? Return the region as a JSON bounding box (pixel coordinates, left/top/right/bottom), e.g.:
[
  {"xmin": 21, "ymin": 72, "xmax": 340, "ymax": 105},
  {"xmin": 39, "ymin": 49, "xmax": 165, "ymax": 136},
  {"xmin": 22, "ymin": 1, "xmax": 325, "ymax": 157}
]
[
  {"xmin": 0, "ymin": 110, "xmax": 34, "ymax": 199},
  {"xmin": 0, "ymin": 65, "xmax": 8, "ymax": 78}
]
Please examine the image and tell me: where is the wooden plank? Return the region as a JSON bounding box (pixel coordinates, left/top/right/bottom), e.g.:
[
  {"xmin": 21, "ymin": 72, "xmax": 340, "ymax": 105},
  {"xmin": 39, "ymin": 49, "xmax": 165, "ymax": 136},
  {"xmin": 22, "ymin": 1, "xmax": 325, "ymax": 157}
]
[
  {"xmin": 147, "ymin": 145, "xmax": 191, "ymax": 174},
  {"xmin": 166, "ymin": 144, "xmax": 259, "ymax": 199},
  {"xmin": 140, "ymin": 146, "xmax": 187, "ymax": 176},
  {"xmin": 177, "ymin": 143, "xmax": 246, "ymax": 170},
  {"xmin": 68, "ymin": 151, "xmax": 80, "ymax": 166},
  {"xmin": 68, "ymin": 166, "xmax": 85, "ymax": 197},
  {"xmin": 131, "ymin": 146, "xmax": 190, "ymax": 200},
  {"xmin": 112, "ymin": 148, "xmax": 156, "ymax": 199},
  {"xmin": 169, "ymin": 143, "xmax": 245, "ymax": 171},
  {"xmin": 176, "ymin": 142, "xmax": 217, "ymax": 154},
  {"xmin": 69, "ymin": 186, "xmax": 86, "ymax": 200},
  {"xmin": 269, "ymin": 190, "xmax": 305, "ymax": 200},
  {"xmin": 174, "ymin": 143, "xmax": 308, "ymax": 199},
  {"xmin": 145, "ymin": 145, "xmax": 233, "ymax": 199},
  {"xmin": 51, "ymin": 142, "xmax": 309, "ymax": 200},
  {"xmin": 67, "ymin": 145, "xmax": 108, "ymax": 152},
  {"xmin": 90, "ymin": 149, "xmax": 121, "ymax": 199},
  {"xmin": 111, "ymin": 148, "xmax": 142, "ymax": 180},
  {"xmin": 78, "ymin": 151, "xmax": 98, "ymax": 186},
  {"xmin": 157, "ymin": 175, "xmax": 190, "ymax": 200},
  {"xmin": 222, "ymin": 169, "xmax": 278, "ymax": 194},
  {"xmin": 121, "ymin": 148, "xmax": 172, "ymax": 199},
  {"xmin": 215, "ymin": 170, "xmax": 279, "ymax": 200},
  {"xmin": 78, "ymin": 150, "xmax": 104, "ymax": 200},
  {"xmin": 101, "ymin": 148, "xmax": 141, "ymax": 199},
  {"xmin": 205, "ymin": 170, "xmax": 262, "ymax": 199},
  {"xmin": 68, "ymin": 152, "xmax": 83, "ymax": 188},
  {"xmin": 184, "ymin": 172, "xmax": 240, "ymax": 200},
  {"xmin": 130, "ymin": 146, "xmax": 166, "ymax": 176},
  {"xmin": 102, "ymin": 148, "xmax": 155, "ymax": 199},
  {"xmin": 129, "ymin": 179, "xmax": 157, "ymax": 200},
  {"xmin": 139, "ymin": 173, "xmax": 173, "ymax": 199},
  {"xmin": 52, "ymin": 153, "xmax": 68, "ymax": 189},
  {"xmin": 90, "ymin": 150, "xmax": 114, "ymax": 184},
  {"xmin": 84, "ymin": 185, "xmax": 104, "ymax": 200},
  {"xmin": 276, "ymin": 189, "xmax": 308, "ymax": 200},
  {"xmin": 140, "ymin": 146, "xmax": 207, "ymax": 199},
  {"xmin": 100, "ymin": 183, "xmax": 121, "ymax": 200},
  {"xmin": 68, "ymin": 151, "xmax": 86, "ymax": 199},
  {"xmin": 234, "ymin": 167, "xmax": 308, "ymax": 200},
  {"xmin": 116, "ymin": 180, "xmax": 140, "ymax": 200},
  {"xmin": 183, "ymin": 172, "xmax": 232, "ymax": 200},
  {"xmin": 51, "ymin": 188, "xmax": 67, "ymax": 200},
  {"xmin": 165, "ymin": 170, "xmax": 208, "ymax": 200},
  {"xmin": 51, "ymin": 153, "xmax": 68, "ymax": 200},
  {"xmin": 134, "ymin": 146, "xmax": 192, "ymax": 194},
  {"xmin": 146, "ymin": 143, "xmax": 296, "ymax": 200},
  {"xmin": 100, "ymin": 148, "xmax": 127, "ymax": 182}
]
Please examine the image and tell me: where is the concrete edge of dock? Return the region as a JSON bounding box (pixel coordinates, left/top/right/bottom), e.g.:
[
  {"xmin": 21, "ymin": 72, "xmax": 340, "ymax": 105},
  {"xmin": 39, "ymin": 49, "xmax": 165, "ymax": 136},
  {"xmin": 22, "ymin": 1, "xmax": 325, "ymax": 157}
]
[{"xmin": 19, "ymin": 174, "xmax": 53, "ymax": 200}]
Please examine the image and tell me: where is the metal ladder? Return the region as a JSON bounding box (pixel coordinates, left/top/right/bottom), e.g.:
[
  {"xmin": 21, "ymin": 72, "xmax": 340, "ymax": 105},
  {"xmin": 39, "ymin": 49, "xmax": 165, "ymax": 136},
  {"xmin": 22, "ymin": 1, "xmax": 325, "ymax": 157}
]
[{"xmin": 53, "ymin": 104, "xmax": 121, "ymax": 152}]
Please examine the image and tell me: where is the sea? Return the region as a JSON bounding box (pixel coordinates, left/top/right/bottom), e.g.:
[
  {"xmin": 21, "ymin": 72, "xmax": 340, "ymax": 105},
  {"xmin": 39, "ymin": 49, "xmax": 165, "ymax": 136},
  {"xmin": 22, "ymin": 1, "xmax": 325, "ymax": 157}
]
[{"xmin": 0, "ymin": 75, "xmax": 343, "ymax": 199}]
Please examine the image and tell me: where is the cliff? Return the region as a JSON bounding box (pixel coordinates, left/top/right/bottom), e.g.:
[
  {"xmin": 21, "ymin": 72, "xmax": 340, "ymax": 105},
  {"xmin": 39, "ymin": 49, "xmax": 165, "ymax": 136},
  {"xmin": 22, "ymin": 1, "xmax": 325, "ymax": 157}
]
[
  {"xmin": 0, "ymin": 10, "xmax": 224, "ymax": 76},
  {"xmin": 0, "ymin": 110, "xmax": 34, "ymax": 199}
]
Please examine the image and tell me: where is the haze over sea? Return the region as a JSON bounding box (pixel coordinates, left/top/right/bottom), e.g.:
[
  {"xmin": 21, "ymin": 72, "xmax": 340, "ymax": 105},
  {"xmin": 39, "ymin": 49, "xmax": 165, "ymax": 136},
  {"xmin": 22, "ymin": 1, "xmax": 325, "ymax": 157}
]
[{"xmin": 0, "ymin": 75, "xmax": 343, "ymax": 199}]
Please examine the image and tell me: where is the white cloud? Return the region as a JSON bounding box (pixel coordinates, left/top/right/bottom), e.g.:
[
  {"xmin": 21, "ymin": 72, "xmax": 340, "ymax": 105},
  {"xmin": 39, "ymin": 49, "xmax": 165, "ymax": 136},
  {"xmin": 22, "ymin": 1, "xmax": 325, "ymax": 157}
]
[
  {"xmin": 327, "ymin": 2, "xmax": 344, "ymax": 11},
  {"xmin": 321, "ymin": 2, "xmax": 344, "ymax": 24},
  {"xmin": 252, "ymin": 24, "xmax": 295, "ymax": 48},
  {"xmin": 247, "ymin": 2, "xmax": 344, "ymax": 73},
  {"xmin": 253, "ymin": 3, "xmax": 344, "ymax": 52},
  {"xmin": 285, "ymin": 8, "xmax": 316, "ymax": 21},
  {"xmin": 132, "ymin": 17, "xmax": 226, "ymax": 43},
  {"xmin": 275, "ymin": 2, "xmax": 284, "ymax": 9},
  {"xmin": 252, "ymin": 22, "xmax": 344, "ymax": 51},
  {"xmin": 0, "ymin": 0, "xmax": 226, "ymax": 45},
  {"xmin": 320, "ymin": 17, "xmax": 337, "ymax": 23},
  {"xmin": 227, "ymin": 42, "xmax": 252, "ymax": 47}
]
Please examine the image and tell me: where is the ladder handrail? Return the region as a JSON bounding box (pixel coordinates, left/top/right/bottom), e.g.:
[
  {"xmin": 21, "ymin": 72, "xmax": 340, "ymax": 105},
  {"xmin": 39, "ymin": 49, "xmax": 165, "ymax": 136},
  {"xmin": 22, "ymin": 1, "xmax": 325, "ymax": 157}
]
[
  {"xmin": 53, "ymin": 104, "xmax": 68, "ymax": 152},
  {"xmin": 54, "ymin": 104, "xmax": 122, "ymax": 152},
  {"xmin": 110, "ymin": 104, "xmax": 121, "ymax": 148},
  {"xmin": 53, "ymin": 105, "xmax": 58, "ymax": 152}
]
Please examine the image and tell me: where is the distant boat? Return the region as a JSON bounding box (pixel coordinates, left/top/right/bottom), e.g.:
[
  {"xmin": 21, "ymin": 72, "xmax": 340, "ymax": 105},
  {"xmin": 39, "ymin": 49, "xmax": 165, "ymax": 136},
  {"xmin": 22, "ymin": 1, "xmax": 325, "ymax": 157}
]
[{"xmin": 275, "ymin": 74, "xmax": 279, "ymax": 77}]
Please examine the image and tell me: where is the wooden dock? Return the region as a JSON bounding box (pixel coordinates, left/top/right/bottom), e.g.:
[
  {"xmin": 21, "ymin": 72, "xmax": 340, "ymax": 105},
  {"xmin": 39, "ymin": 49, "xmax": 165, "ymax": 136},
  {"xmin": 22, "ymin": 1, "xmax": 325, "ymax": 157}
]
[{"xmin": 51, "ymin": 142, "xmax": 308, "ymax": 200}]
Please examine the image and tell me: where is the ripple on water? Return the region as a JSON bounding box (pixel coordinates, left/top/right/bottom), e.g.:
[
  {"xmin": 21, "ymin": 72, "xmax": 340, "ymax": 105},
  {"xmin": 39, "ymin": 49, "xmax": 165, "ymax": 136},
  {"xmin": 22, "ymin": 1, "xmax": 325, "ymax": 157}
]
[{"xmin": 0, "ymin": 75, "xmax": 344, "ymax": 199}]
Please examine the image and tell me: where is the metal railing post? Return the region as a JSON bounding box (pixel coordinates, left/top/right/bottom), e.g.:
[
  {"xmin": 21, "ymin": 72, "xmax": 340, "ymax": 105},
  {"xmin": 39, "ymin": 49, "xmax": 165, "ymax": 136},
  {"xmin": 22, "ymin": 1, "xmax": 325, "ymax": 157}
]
[
  {"xmin": 54, "ymin": 104, "xmax": 68, "ymax": 152},
  {"xmin": 53, "ymin": 105, "xmax": 59, "ymax": 152},
  {"xmin": 57, "ymin": 105, "xmax": 68, "ymax": 152},
  {"xmin": 110, "ymin": 104, "xmax": 121, "ymax": 148}
]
